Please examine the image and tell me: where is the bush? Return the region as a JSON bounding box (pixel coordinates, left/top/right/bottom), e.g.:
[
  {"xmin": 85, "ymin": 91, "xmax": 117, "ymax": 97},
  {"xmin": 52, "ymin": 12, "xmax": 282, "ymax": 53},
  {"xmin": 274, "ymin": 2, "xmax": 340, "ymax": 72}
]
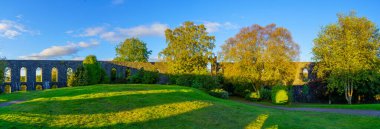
[
  {"xmin": 4, "ymin": 85, "xmax": 11, "ymax": 93},
  {"xmin": 191, "ymin": 75, "xmax": 222, "ymax": 90},
  {"xmin": 128, "ymin": 68, "xmax": 159, "ymax": 84},
  {"xmin": 271, "ymin": 85, "xmax": 289, "ymax": 104},
  {"xmin": 36, "ymin": 85, "xmax": 43, "ymax": 90},
  {"xmin": 259, "ymin": 88, "xmax": 272, "ymax": 101},
  {"xmin": 52, "ymin": 85, "xmax": 58, "ymax": 89},
  {"xmin": 246, "ymin": 92, "xmax": 260, "ymax": 101},
  {"xmin": 21, "ymin": 85, "xmax": 27, "ymax": 91},
  {"xmin": 176, "ymin": 74, "xmax": 194, "ymax": 86},
  {"xmin": 142, "ymin": 71, "xmax": 159, "ymax": 84},
  {"xmin": 209, "ymin": 88, "xmax": 229, "ymax": 99}
]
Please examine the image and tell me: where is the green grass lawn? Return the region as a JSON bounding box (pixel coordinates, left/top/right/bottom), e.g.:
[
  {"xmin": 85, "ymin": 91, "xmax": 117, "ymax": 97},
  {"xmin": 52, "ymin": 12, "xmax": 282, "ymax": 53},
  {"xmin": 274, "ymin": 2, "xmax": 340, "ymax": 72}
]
[
  {"xmin": 0, "ymin": 84, "xmax": 380, "ymax": 129},
  {"xmin": 251, "ymin": 101, "xmax": 380, "ymax": 110}
]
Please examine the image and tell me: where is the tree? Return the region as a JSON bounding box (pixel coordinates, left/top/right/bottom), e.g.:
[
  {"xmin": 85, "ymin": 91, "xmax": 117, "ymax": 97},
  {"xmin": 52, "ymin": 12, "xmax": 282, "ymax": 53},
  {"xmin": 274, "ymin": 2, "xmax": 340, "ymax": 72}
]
[
  {"xmin": 219, "ymin": 24, "xmax": 299, "ymax": 96},
  {"xmin": 313, "ymin": 12, "xmax": 380, "ymax": 104},
  {"xmin": 114, "ymin": 38, "xmax": 152, "ymax": 62},
  {"xmin": 0, "ymin": 57, "xmax": 6, "ymax": 84},
  {"xmin": 83, "ymin": 55, "xmax": 102, "ymax": 85},
  {"xmin": 159, "ymin": 21, "xmax": 215, "ymax": 74}
]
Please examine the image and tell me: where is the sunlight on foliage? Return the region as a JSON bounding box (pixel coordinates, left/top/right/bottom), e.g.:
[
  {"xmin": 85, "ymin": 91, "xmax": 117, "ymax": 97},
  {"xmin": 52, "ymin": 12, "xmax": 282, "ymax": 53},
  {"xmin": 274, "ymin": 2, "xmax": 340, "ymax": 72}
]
[
  {"xmin": 275, "ymin": 90, "xmax": 288, "ymax": 104},
  {"xmin": 0, "ymin": 101, "xmax": 212, "ymax": 128}
]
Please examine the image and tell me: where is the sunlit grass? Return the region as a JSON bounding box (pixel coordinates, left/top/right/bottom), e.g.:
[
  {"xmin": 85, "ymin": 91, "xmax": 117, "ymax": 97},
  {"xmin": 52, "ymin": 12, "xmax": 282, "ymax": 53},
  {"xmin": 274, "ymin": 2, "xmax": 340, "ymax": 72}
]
[
  {"xmin": 245, "ymin": 114, "xmax": 270, "ymax": 129},
  {"xmin": 0, "ymin": 101, "xmax": 211, "ymax": 128},
  {"xmin": 0, "ymin": 84, "xmax": 380, "ymax": 128}
]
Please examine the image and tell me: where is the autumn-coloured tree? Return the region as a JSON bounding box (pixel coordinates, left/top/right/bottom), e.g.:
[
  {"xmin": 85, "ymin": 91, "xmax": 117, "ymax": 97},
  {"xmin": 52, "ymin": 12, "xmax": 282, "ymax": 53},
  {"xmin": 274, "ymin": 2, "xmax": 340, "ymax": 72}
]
[
  {"xmin": 219, "ymin": 24, "xmax": 299, "ymax": 95},
  {"xmin": 160, "ymin": 21, "xmax": 215, "ymax": 74},
  {"xmin": 313, "ymin": 12, "xmax": 380, "ymax": 104},
  {"xmin": 114, "ymin": 38, "xmax": 152, "ymax": 62}
]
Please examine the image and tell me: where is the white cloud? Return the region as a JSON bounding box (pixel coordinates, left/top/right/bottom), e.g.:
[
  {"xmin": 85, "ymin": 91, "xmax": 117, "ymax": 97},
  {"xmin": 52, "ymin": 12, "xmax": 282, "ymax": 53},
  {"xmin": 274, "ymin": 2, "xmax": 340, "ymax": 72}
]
[
  {"xmin": 19, "ymin": 40, "xmax": 99, "ymax": 60},
  {"xmin": 0, "ymin": 20, "xmax": 28, "ymax": 39},
  {"xmin": 112, "ymin": 0, "xmax": 124, "ymax": 5},
  {"xmin": 78, "ymin": 23, "xmax": 169, "ymax": 42},
  {"xmin": 80, "ymin": 27, "xmax": 105, "ymax": 37},
  {"xmin": 65, "ymin": 30, "xmax": 74, "ymax": 34},
  {"xmin": 203, "ymin": 21, "xmax": 239, "ymax": 33}
]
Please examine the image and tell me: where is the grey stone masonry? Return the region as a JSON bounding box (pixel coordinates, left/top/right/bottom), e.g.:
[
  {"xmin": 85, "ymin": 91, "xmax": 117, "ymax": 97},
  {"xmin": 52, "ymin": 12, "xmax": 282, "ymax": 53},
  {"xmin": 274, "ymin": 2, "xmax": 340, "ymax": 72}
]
[{"xmin": 1, "ymin": 60, "xmax": 134, "ymax": 92}]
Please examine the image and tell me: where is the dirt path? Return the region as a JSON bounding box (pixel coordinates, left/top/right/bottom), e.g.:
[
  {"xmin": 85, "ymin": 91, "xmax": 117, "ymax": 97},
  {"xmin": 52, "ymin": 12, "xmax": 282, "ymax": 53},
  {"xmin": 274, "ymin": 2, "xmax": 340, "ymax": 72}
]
[
  {"xmin": 231, "ymin": 97, "xmax": 380, "ymax": 117},
  {"xmin": 0, "ymin": 100, "xmax": 25, "ymax": 107}
]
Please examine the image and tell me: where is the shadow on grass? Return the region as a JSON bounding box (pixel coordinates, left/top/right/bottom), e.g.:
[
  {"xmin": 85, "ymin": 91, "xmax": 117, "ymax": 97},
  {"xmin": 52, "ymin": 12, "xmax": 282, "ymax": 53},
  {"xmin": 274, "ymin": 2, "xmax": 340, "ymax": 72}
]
[
  {"xmin": 0, "ymin": 84, "xmax": 277, "ymax": 129},
  {"xmin": 0, "ymin": 84, "xmax": 186, "ymax": 103}
]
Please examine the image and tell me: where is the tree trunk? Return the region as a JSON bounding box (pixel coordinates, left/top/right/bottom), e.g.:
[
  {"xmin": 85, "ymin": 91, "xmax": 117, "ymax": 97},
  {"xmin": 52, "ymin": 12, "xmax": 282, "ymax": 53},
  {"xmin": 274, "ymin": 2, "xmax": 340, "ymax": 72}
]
[{"xmin": 344, "ymin": 79, "xmax": 353, "ymax": 104}]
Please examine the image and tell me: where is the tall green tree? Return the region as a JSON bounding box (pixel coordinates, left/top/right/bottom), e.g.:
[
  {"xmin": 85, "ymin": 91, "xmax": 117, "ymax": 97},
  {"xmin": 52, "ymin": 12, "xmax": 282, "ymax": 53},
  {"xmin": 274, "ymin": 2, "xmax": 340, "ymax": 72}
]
[
  {"xmin": 83, "ymin": 55, "xmax": 102, "ymax": 85},
  {"xmin": 313, "ymin": 12, "xmax": 380, "ymax": 104},
  {"xmin": 160, "ymin": 21, "xmax": 215, "ymax": 74},
  {"xmin": 0, "ymin": 57, "xmax": 6, "ymax": 84},
  {"xmin": 114, "ymin": 38, "xmax": 152, "ymax": 62},
  {"xmin": 219, "ymin": 24, "xmax": 299, "ymax": 95}
]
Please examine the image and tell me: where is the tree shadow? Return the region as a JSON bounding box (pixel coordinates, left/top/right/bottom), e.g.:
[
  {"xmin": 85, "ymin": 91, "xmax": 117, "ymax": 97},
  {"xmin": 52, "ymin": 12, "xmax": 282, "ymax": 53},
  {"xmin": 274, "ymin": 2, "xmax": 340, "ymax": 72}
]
[{"xmin": 0, "ymin": 84, "xmax": 187, "ymax": 103}]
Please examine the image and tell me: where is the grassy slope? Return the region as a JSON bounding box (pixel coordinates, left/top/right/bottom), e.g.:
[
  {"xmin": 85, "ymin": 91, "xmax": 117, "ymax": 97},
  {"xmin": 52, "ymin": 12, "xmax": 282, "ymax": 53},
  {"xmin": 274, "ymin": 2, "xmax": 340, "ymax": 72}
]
[{"xmin": 0, "ymin": 84, "xmax": 379, "ymax": 129}]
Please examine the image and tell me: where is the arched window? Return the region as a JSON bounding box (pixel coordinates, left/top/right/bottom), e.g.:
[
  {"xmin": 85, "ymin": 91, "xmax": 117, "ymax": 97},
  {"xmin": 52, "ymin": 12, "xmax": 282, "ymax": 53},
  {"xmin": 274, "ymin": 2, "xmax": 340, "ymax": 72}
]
[
  {"xmin": 111, "ymin": 68, "xmax": 117, "ymax": 82},
  {"xmin": 36, "ymin": 67, "xmax": 42, "ymax": 82},
  {"xmin": 20, "ymin": 67, "xmax": 27, "ymax": 82},
  {"xmin": 302, "ymin": 68, "xmax": 309, "ymax": 81},
  {"xmin": 51, "ymin": 67, "xmax": 58, "ymax": 82},
  {"xmin": 67, "ymin": 68, "xmax": 73, "ymax": 80},
  {"xmin": 4, "ymin": 67, "xmax": 11, "ymax": 82}
]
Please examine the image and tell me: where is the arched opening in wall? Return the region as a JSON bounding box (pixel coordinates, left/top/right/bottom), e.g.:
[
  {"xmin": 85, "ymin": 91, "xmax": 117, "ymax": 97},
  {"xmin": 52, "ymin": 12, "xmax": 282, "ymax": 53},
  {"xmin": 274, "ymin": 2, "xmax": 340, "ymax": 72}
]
[
  {"xmin": 111, "ymin": 68, "xmax": 117, "ymax": 82},
  {"xmin": 36, "ymin": 67, "xmax": 42, "ymax": 82},
  {"xmin": 302, "ymin": 68, "xmax": 309, "ymax": 81},
  {"xmin": 51, "ymin": 67, "xmax": 58, "ymax": 82},
  {"xmin": 67, "ymin": 68, "xmax": 73, "ymax": 80},
  {"xmin": 4, "ymin": 67, "xmax": 11, "ymax": 82},
  {"xmin": 20, "ymin": 67, "xmax": 27, "ymax": 82},
  {"xmin": 125, "ymin": 68, "xmax": 130, "ymax": 80}
]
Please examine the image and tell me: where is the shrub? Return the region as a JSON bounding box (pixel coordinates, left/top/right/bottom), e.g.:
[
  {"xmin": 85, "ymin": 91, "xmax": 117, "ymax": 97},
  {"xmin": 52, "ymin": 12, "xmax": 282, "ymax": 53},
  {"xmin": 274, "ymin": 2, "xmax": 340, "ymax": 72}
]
[
  {"xmin": 71, "ymin": 66, "xmax": 89, "ymax": 86},
  {"xmin": 246, "ymin": 92, "xmax": 260, "ymax": 101},
  {"xmin": 259, "ymin": 88, "xmax": 272, "ymax": 101},
  {"xmin": 83, "ymin": 55, "xmax": 102, "ymax": 85},
  {"xmin": 271, "ymin": 85, "xmax": 289, "ymax": 104},
  {"xmin": 21, "ymin": 85, "xmax": 27, "ymax": 91},
  {"xmin": 36, "ymin": 85, "xmax": 43, "ymax": 90},
  {"xmin": 176, "ymin": 74, "xmax": 193, "ymax": 86},
  {"xmin": 142, "ymin": 71, "xmax": 159, "ymax": 84},
  {"xmin": 5, "ymin": 85, "xmax": 11, "ymax": 93},
  {"xmin": 209, "ymin": 88, "xmax": 229, "ymax": 99},
  {"xmin": 52, "ymin": 85, "xmax": 58, "ymax": 89},
  {"xmin": 191, "ymin": 75, "xmax": 221, "ymax": 90}
]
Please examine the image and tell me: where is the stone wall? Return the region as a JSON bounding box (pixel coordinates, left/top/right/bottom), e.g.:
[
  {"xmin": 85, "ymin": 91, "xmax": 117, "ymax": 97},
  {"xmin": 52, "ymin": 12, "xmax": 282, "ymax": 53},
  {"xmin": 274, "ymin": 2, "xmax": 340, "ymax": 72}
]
[{"xmin": 1, "ymin": 60, "xmax": 133, "ymax": 92}]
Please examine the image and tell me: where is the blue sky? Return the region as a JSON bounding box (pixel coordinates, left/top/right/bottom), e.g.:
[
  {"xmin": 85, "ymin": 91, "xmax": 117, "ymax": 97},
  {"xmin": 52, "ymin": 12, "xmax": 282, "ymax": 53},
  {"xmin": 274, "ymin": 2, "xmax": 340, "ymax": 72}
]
[{"xmin": 0, "ymin": 0, "xmax": 379, "ymax": 61}]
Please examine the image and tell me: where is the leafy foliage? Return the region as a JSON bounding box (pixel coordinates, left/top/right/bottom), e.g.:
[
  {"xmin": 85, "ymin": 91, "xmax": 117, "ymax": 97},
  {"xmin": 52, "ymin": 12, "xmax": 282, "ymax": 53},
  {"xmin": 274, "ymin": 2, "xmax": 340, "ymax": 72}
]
[
  {"xmin": 83, "ymin": 55, "xmax": 103, "ymax": 85},
  {"xmin": 160, "ymin": 21, "xmax": 215, "ymax": 74},
  {"xmin": 36, "ymin": 85, "xmax": 43, "ymax": 91},
  {"xmin": 209, "ymin": 88, "xmax": 229, "ymax": 99},
  {"xmin": 271, "ymin": 85, "xmax": 289, "ymax": 104},
  {"xmin": 129, "ymin": 68, "xmax": 159, "ymax": 84},
  {"xmin": 312, "ymin": 12, "xmax": 380, "ymax": 104},
  {"xmin": 0, "ymin": 57, "xmax": 6, "ymax": 84},
  {"xmin": 4, "ymin": 85, "xmax": 11, "ymax": 94},
  {"xmin": 70, "ymin": 66, "xmax": 89, "ymax": 86},
  {"xmin": 259, "ymin": 88, "xmax": 272, "ymax": 101},
  {"xmin": 114, "ymin": 38, "xmax": 152, "ymax": 62},
  {"xmin": 220, "ymin": 24, "xmax": 299, "ymax": 96},
  {"xmin": 21, "ymin": 85, "xmax": 27, "ymax": 91}
]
